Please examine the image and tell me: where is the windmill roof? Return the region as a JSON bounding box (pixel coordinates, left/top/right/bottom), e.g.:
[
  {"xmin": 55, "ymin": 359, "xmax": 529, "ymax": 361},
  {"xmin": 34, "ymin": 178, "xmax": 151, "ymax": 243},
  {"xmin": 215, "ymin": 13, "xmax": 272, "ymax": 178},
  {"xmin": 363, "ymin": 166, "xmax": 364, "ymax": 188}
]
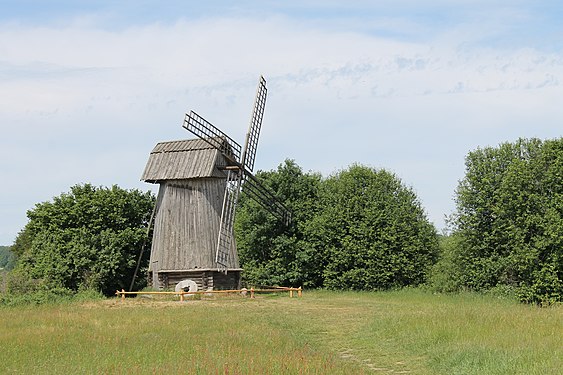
[{"xmin": 141, "ymin": 138, "xmax": 228, "ymax": 182}]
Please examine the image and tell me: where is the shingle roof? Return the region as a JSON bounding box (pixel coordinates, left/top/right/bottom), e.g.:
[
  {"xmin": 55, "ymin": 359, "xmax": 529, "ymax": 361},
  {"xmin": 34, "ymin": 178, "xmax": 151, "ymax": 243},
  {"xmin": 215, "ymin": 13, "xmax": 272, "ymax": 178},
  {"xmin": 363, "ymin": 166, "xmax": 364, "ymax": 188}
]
[{"xmin": 141, "ymin": 138, "xmax": 228, "ymax": 182}]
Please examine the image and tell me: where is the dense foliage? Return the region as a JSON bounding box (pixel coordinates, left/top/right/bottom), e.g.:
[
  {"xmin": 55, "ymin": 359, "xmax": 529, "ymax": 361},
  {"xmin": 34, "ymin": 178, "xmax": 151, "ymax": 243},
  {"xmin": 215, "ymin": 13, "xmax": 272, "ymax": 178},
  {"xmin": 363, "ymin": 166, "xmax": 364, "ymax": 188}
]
[
  {"xmin": 436, "ymin": 138, "xmax": 563, "ymax": 304},
  {"xmin": 236, "ymin": 161, "xmax": 439, "ymax": 290},
  {"xmin": 311, "ymin": 165, "xmax": 438, "ymax": 289},
  {"xmin": 11, "ymin": 184, "xmax": 154, "ymax": 295}
]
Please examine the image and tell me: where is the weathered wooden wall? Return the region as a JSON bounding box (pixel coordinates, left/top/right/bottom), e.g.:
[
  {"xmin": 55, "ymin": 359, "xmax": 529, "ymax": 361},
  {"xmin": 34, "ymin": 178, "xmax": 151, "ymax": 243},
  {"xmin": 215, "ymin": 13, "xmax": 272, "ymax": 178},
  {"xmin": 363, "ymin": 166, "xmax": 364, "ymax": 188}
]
[{"xmin": 148, "ymin": 178, "xmax": 239, "ymax": 274}]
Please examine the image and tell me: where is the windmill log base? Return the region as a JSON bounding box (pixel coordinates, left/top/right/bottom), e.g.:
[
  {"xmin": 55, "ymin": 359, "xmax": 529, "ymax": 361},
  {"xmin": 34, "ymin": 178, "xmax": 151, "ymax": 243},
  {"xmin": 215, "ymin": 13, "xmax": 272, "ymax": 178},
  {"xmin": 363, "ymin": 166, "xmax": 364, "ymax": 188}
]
[{"xmin": 148, "ymin": 269, "xmax": 242, "ymax": 291}]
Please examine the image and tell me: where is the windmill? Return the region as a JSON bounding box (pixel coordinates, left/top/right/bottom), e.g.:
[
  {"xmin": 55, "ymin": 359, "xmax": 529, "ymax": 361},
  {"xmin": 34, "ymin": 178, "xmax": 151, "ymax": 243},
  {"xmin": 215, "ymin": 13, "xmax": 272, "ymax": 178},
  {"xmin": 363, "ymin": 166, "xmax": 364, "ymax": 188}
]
[{"xmin": 140, "ymin": 76, "xmax": 290, "ymax": 291}]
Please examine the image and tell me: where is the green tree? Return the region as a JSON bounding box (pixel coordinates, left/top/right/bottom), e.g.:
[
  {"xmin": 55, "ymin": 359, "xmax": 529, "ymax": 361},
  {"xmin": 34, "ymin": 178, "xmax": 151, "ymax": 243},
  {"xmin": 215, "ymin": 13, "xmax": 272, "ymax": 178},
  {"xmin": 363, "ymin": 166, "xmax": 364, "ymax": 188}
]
[
  {"xmin": 236, "ymin": 162, "xmax": 438, "ymax": 290},
  {"xmin": 448, "ymin": 138, "xmax": 563, "ymax": 303},
  {"xmin": 13, "ymin": 184, "xmax": 154, "ymax": 295},
  {"xmin": 310, "ymin": 165, "xmax": 438, "ymax": 290}
]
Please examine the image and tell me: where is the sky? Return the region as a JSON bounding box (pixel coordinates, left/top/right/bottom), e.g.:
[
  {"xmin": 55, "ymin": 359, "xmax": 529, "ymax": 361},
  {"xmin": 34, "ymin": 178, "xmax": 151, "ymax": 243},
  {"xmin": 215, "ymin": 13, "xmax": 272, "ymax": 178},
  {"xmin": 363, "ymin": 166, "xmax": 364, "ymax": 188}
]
[{"xmin": 1, "ymin": 1, "xmax": 562, "ymax": 245}]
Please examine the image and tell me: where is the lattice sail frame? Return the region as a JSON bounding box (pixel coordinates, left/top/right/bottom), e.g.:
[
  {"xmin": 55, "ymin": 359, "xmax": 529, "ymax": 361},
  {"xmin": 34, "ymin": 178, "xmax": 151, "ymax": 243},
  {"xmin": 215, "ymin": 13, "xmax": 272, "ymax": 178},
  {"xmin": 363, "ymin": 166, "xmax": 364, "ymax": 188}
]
[
  {"xmin": 242, "ymin": 76, "xmax": 267, "ymax": 173},
  {"xmin": 215, "ymin": 169, "xmax": 242, "ymax": 271},
  {"xmin": 183, "ymin": 111, "xmax": 242, "ymax": 163},
  {"xmin": 243, "ymin": 173, "xmax": 291, "ymax": 225}
]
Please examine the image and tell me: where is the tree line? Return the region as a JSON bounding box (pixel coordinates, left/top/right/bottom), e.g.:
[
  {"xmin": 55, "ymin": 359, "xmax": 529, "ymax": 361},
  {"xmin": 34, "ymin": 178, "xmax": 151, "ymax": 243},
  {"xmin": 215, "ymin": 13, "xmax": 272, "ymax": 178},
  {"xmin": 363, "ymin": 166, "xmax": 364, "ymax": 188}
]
[{"xmin": 3, "ymin": 137, "xmax": 562, "ymax": 304}]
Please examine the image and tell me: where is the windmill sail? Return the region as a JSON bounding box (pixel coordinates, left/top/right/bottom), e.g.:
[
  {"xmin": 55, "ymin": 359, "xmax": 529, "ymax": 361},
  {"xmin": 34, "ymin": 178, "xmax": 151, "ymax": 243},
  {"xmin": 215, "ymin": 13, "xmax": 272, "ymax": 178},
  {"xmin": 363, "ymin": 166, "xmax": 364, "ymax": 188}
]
[
  {"xmin": 215, "ymin": 169, "xmax": 242, "ymax": 269},
  {"xmin": 242, "ymin": 173, "xmax": 291, "ymax": 225},
  {"xmin": 183, "ymin": 111, "xmax": 242, "ymax": 163},
  {"xmin": 241, "ymin": 76, "xmax": 267, "ymax": 172}
]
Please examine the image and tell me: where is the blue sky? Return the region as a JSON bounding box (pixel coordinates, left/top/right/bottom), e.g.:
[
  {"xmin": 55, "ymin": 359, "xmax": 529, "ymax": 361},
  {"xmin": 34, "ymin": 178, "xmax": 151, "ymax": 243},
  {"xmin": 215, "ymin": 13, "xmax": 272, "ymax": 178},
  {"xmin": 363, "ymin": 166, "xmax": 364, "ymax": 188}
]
[{"xmin": 1, "ymin": 1, "xmax": 562, "ymax": 244}]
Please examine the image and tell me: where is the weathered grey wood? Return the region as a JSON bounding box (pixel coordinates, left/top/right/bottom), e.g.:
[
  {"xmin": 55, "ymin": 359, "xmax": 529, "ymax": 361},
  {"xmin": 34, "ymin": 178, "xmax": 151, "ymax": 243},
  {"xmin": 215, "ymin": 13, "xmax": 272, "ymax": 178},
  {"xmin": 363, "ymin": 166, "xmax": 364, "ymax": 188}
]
[
  {"xmin": 148, "ymin": 178, "xmax": 239, "ymax": 271},
  {"xmin": 148, "ymin": 270, "xmax": 241, "ymax": 291},
  {"xmin": 142, "ymin": 139, "xmax": 226, "ymax": 182},
  {"xmin": 142, "ymin": 137, "xmax": 241, "ymax": 290}
]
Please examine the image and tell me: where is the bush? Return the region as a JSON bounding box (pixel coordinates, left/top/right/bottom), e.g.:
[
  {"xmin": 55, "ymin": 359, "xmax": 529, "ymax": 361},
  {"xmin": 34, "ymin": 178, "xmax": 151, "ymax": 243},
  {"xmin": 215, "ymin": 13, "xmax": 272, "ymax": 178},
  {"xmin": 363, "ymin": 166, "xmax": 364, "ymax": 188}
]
[
  {"xmin": 428, "ymin": 234, "xmax": 465, "ymax": 293},
  {"xmin": 0, "ymin": 270, "xmax": 104, "ymax": 306}
]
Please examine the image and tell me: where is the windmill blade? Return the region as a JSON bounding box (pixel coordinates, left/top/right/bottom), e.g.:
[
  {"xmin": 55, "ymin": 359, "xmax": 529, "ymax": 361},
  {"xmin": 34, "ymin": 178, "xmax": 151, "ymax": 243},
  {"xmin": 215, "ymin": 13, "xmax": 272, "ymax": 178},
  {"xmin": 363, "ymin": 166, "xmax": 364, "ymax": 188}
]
[
  {"xmin": 183, "ymin": 110, "xmax": 242, "ymax": 163},
  {"xmin": 243, "ymin": 173, "xmax": 291, "ymax": 225},
  {"xmin": 216, "ymin": 169, "xmax": 242, "ymax": 270},
  {"xmin": 241, "ymin": 76, "xmax": 267, "ymax": 172}
]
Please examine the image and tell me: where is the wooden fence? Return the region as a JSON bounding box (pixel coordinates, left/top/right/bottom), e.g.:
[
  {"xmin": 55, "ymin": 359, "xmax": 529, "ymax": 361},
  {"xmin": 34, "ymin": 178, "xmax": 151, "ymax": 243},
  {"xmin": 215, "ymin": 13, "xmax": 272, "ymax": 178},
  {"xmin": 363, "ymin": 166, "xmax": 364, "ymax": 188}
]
[{"xmin": 115, "ymin": 287, "xmax": 303, "ymax": 302}]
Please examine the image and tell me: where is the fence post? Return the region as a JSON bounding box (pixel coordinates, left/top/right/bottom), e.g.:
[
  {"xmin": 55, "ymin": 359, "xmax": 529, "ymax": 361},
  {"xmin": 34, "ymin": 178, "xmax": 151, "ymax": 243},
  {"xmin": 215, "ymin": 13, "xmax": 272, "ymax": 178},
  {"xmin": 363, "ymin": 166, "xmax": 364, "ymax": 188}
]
[
  {"xmin": 180, "ymin": 292, "xmax": 184, "ymax": 302},
  {"xmin": 250, "ymin": 287, "xmax": 255, "ymax": 299},
  {"xmin": 298, "ymin": 287, "xmax": 302, "ymax": 297},
  {"xmin": 289, "ymin": 289, "xmax": 294, "ymax": 298},
  {"xmin": 121, "ymin": 289, "xmax": 125, "ymax": 302}
]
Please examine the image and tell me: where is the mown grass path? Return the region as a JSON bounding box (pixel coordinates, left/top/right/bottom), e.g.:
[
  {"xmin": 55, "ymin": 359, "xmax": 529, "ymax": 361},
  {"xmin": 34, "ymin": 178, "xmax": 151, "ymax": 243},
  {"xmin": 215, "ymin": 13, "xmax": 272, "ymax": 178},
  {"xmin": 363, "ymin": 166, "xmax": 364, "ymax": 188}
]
[{"xmin": 1, "ymin": 289, "xmax": 561, "ymax": 374}]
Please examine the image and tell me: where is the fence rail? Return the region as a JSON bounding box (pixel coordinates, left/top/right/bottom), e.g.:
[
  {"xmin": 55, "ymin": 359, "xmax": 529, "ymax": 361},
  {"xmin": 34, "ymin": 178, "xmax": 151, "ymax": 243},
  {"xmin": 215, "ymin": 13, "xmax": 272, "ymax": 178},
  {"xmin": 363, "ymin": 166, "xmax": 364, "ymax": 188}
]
[{"xmin": 115, "ymin": 287, "xmax": 302, "ymax": 302}]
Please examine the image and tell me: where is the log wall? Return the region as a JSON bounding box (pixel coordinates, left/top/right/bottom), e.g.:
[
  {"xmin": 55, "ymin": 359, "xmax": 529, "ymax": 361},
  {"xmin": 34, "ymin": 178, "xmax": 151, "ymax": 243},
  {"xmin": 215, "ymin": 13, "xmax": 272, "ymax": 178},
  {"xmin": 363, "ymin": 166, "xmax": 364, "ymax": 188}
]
[
  {"xmin": 148, "ymin": 178, "xmax": 239, "ymax": 274},
  {"xmin": 148, "ymin": 270, "xmax": 242, "ymax": 291}
]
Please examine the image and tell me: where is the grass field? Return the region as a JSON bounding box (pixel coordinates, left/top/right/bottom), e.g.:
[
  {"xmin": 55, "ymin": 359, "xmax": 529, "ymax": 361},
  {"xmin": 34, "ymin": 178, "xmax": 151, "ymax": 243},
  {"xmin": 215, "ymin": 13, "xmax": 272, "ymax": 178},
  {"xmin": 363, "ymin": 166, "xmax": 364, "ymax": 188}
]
[{"xmin": 1, "ymin": 289, "xmax": 561, "ymax": 374}]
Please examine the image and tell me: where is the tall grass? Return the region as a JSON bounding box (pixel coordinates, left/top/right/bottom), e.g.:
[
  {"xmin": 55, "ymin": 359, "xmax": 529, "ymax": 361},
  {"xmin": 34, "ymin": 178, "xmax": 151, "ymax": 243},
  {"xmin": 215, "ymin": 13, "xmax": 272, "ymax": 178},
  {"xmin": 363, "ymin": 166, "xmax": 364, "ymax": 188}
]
[
  {"xmin": 294, "ymin": 290, "xmax": 562, "ymax": 374},
  {"xmin": 0, "ymin": 295, "xmax": 363, "ymax": 374},
  {"xmin": 1, "ymin": 290, "xmax": 561, "ymax": 374}
]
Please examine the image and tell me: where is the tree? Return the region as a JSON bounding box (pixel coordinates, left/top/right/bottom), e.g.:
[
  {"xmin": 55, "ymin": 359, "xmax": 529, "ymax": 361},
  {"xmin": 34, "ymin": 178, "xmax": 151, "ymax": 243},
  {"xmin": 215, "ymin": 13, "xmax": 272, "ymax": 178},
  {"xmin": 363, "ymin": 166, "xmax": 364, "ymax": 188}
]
[
  {"xmin": 309, "ymin": 165, "xmax": 438, "ymax": 290},
  {"xmin": 448, "ymin": 138, "xmax": 563, "ymax": 303},
  {"xmin": 13, "ymin": 184, "xmax": 155, "ymax": 295},
  {"xmin": 236, "ymin": 161, "xmax": 439, "ymax": 290}
]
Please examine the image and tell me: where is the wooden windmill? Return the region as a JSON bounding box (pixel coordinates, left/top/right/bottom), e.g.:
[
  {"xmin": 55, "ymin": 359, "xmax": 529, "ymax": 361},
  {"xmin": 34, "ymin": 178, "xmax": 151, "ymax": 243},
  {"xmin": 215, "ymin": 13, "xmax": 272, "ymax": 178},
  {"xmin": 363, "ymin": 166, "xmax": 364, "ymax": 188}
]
[{"xmin": 141, "ymin": 76, "xmax": 290, "ymax": 291}]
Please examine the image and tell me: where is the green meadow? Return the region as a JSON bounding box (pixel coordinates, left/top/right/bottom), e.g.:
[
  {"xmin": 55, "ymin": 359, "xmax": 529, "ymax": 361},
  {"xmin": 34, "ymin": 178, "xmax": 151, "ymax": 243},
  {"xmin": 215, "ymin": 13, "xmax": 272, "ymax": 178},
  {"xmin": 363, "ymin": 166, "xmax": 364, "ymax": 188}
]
[{"xmin": 1, "ymin": 289, "xmax": 561, "ymax": 374}]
